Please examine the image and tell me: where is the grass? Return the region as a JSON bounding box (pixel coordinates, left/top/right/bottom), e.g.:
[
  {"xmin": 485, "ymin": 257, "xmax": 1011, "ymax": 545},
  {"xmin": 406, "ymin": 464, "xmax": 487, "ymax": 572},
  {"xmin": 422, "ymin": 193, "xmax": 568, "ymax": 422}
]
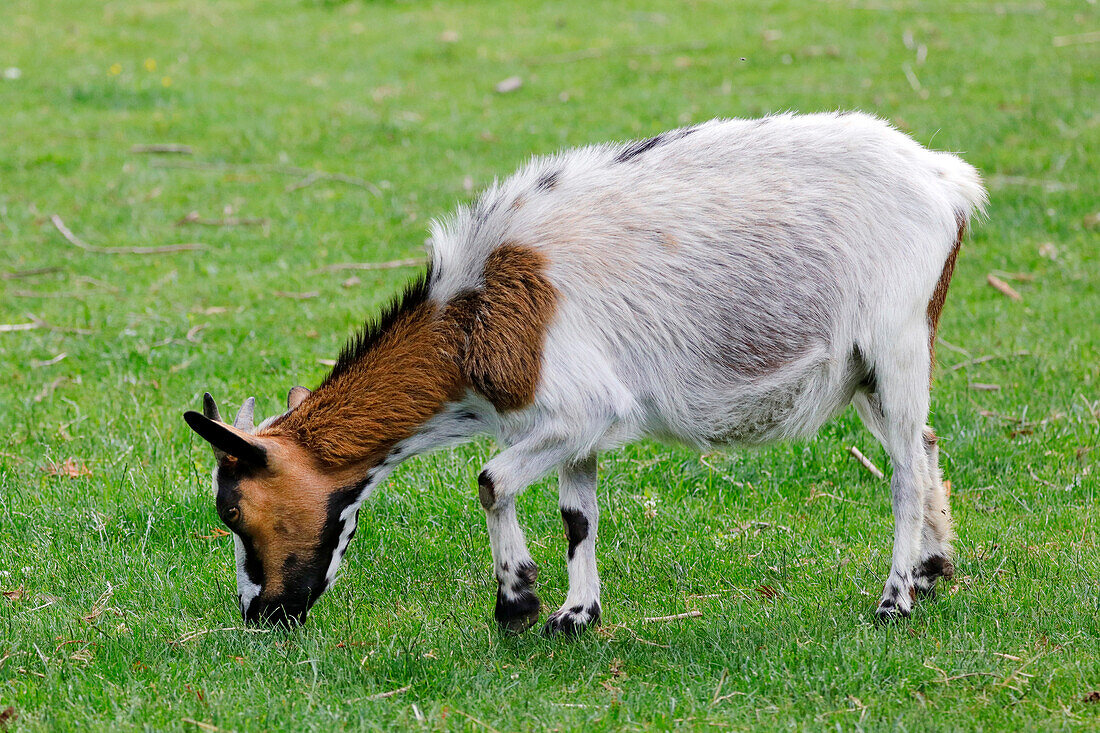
[{"xmin": 1, "ymin": 0, "xmax": 1098, "ymax": 729}]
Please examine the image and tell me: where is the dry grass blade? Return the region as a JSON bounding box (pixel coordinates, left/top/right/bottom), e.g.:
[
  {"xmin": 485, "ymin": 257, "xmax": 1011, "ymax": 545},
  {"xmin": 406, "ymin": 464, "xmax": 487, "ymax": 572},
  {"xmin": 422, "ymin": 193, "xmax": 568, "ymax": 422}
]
[
  {"xmin": 987, "ymin": 174, "xmax": 1076, "ymax": 193},
  {"xmin": 987, "ymin": 274, "xmax": 1022, "ymax": 301},
  {"xmin": 31, "ymin": 352, "xmax": 67, "ymax": 368},
  {"xmin": 0, "ymin": 316, "xmax": 43, "ymax": 333},
  {"xmin": 1, "ymin": 266, "xmax": 62, "ymax": 280},
  {"xmin": 362, "ymin": 685, "xmax": 412, "ymax": 701},
  {"xmin": 847, "ymin": 446, "xmax": 885, "ymax": 480},
  {"xmin": 149, "ymin": 159, "xmax": 382, "ymax": 195},
  {"xmin": 169, "ymin": 627, "xmax": 272, "ymax": 645},
  {"xmin": 176, "ymin": 211, "xmax": 269, "ymax": 228},
  {"xmin": 526, "ymin": 40, "xmax": 709, "ymax": 65},
  {"xmin": 130, "ymin": 144, "xmax": 193, "ymax": 154},
  {"xmin": 10, "ymin": 289, "xmax": 87, "ymax": 299},
  {"xmin": 180, "ymin": 718, "xmax": 218, "ymax": 731},
  {"xmin": 1053, "ymin": 30, "xmax": 1100, "ymax": 47},
  {"xmin": 710, "ymin": 669, "xmax": 728, "ymax": 706},
  {"xmin": 310, "ymin": 258, "xmax": 424, "ymax": 274},
  {"xmin": 450, "ymin": 709, "xmax": 501, "ymax": 733},
  {"xmin": 82, "ymin": 583, "xmax": 114, "ymax": 623},
  {"xmin": 51, "ymin": 214, "xmax": 205, "ymax": 254},
  {"xmin": 273, "ymin": 290, "xmax": 320, "ymax": 300},
  {"xmin": 642, "ymin": 611, "xmax": 702, "ymax": 623},
  {"xmin": 969, "ymin": 382, "xmax": 1002, "ymax": 392},
  {"xmin": 494, "ymin": 76, "xmax": 523, "ymax": 93},
  {"xmin": 948, "ymin": 351, "xmax": 1032, "ymax": 372},
  {"xmin": 43, "ymin": 458, "xmax": 92, "ymax": 478},
  {"xmin": 284, "ymin": 170, "xmax": 382, "ymax": 195}
]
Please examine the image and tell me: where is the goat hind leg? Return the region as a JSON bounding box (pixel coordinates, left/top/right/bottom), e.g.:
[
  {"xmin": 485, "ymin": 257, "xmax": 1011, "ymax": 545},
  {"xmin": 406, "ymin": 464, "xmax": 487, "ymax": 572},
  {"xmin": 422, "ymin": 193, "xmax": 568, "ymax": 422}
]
[
  {"xmin": 855, "ymin": 342, "xmax": 931, "ymax": 621},
  {"xmin": 913, "ymin": 427, "xmax": 955, "ymax": 597}
]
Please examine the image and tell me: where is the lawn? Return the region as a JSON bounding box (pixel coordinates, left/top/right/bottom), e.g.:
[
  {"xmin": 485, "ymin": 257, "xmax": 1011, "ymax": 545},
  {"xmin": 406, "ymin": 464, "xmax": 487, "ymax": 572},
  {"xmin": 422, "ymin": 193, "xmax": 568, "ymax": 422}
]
[{"xmin": 1, "ymin": 0, "xmax": 1098, "ymax": 729}]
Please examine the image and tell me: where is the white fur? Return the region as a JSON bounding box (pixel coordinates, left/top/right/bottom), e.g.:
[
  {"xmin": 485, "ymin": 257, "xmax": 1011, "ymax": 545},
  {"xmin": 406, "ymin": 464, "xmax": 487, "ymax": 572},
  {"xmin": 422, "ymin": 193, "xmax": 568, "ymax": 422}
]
[
  {"xmin": 232, "ymin": 532, "xmax": 262, "ymax": 616},
  {"xmin": 419, "ymin": 112, "xmax": 985, "ymax": 623}
]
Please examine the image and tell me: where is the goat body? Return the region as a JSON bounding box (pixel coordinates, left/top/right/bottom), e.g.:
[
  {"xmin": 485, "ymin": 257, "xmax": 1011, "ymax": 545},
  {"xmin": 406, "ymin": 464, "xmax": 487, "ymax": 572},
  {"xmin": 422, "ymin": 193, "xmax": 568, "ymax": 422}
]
[{"xmin": 185, "ymin": 112, "xmax": 985, "ymax": 630}]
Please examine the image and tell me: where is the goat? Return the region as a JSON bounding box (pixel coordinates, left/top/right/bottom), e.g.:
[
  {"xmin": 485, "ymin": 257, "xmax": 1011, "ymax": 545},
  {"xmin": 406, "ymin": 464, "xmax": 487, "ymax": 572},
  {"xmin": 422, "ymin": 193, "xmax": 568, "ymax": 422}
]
[{"xmin": 184, "ymin": 112, "xmax": 986, "ymax": 632}]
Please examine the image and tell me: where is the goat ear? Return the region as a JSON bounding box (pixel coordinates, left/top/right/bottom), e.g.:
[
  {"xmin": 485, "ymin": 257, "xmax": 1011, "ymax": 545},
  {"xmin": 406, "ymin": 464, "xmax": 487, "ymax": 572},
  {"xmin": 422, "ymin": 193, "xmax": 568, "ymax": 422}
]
[
  {"xmin": 287, "ymin": 386, "xmax": 311, "ymax": 411},
  {"xmin": 202, "ymin": 392, "xmax": 222, "ymax": 422},
  {"xmin": 184, "ymin": 411, "xmax": 268, "ymax": 467}
]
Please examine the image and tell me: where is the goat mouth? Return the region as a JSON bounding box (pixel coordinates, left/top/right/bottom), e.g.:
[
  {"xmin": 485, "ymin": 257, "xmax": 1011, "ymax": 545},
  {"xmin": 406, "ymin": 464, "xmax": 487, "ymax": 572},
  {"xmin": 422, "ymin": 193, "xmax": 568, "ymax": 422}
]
[{"xmin": 245, "ymin": 602, "xmax": 310, "ymax": 628}]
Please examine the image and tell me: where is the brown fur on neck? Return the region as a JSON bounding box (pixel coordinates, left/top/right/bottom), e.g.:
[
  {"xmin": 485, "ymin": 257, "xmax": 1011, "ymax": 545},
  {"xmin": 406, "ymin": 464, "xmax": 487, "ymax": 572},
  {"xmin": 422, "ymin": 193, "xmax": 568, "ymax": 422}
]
[
  {"xmin": 265, "ymin": 302, "xmax": 466, "ymax": 467},
  {"xmin": 265, "ymin": 244, "xmax": 557, "ymax": 468}
]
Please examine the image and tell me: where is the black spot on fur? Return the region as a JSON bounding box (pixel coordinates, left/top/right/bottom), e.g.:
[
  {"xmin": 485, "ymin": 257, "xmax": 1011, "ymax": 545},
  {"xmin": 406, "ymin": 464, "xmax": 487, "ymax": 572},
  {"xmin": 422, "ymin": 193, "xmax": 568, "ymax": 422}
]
[
  {"xmin": 535, "ymin": 169, "xmax": 561, "ymax": 191},
  {"xmin": 917, "ymin": 555, "xmax": 952, "ymax": 580},
  {"xmin": 320, "ymin": 266, "xmax": 433, "ymax": 385},
  {"xmin": 477, "ymin": 471, "xmax": 496, "ymax": 510},
  {"xmin": 560, "ymin": 508, "xmax": 589, "ymax": 560},
  {"xmin": 542, "ymin": 601, "xmax": 601, "ymax": 637},
  {"xmin": 875, "ymin": 604, "xmax": 910, "ymax": 623},
  {"xmin": 852, "ymin": 344, "xmax": 877, "ymax": 394},
  {"xmin": 914, "ymin": 555, "xmax": 954, "ymax": 599},
  {"xmin": 615, "ymin": 133, "xmax": 667, "ymax": 163},
  {"xmin": 213, "ymin": 462, "xmax": 244, "ymax": 525},
  {"xmin": 515, "ymin": 561, "xmax": 538, "ymax": 585}
]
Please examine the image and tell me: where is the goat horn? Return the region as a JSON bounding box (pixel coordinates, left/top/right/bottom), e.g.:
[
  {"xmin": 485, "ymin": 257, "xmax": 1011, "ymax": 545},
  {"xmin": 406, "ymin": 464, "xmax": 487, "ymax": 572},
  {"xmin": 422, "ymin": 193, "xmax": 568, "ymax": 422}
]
[{"xmin": 233, "ymin": 397, "xmax": 256, "ymax": 431}]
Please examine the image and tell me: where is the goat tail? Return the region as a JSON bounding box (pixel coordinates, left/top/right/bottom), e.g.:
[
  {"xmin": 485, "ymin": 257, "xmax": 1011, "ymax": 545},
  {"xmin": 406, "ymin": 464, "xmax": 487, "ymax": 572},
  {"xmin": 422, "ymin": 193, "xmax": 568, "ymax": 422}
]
[
  {"xmin": 932, "ymin": 150, "xmax": 988, "ymax": 225},
  {"xmin": 925, "ymin": 152, "xmax": 985, "ymax": 376}
]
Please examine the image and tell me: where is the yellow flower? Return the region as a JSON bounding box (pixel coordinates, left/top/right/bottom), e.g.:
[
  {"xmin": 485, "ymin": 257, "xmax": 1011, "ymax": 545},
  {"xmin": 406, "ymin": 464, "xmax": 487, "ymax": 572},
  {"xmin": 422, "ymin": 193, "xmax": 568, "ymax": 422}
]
[
  {"xmin": 161, "ymin": 76, "xmax": 172, "ymax": 87},
  {"xmin": 108, "ymin": 63, "xmax": 122, "ymax": 76},
  {"xmin": 144, "ymin": 58, "xmax": 156, "ymax": 72}
]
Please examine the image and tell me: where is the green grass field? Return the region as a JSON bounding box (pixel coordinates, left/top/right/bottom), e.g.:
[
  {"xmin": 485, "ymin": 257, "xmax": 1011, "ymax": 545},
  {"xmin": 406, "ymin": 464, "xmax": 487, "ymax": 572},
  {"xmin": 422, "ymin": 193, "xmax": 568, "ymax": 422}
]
[{"xmin": 2, "ymin": 0, "xmax": 1098, "ymax": 729}]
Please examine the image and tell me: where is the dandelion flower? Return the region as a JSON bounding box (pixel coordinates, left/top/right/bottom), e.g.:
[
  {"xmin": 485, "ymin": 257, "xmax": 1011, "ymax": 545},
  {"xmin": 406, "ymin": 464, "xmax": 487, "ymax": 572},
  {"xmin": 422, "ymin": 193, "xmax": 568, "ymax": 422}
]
[
  {"xmin": 109, "ymin": 63, "xmax": 122, "ymax": 76},
  {"xmin": 161, "ymin": 76, "xmax": 172, "ymax": 87},
  {"xmin": 144, "ymin": 58, "xmax": 156, "ymax": 72}
]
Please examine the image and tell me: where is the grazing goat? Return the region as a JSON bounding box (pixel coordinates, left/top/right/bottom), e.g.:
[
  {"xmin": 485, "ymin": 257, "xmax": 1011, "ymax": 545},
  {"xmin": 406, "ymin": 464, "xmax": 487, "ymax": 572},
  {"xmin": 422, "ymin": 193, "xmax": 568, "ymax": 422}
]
[{"xmin": 184, "ymin": 112, "xmax": 986, "ymax": 633}]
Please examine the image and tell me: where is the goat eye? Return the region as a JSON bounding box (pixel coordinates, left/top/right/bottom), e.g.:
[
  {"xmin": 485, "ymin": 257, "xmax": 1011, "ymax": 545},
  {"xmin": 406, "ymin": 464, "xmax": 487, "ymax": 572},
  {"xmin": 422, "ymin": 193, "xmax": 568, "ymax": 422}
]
[{"xmin": 226, "ymin": 506, "xmax": 241, "ymax": 524}]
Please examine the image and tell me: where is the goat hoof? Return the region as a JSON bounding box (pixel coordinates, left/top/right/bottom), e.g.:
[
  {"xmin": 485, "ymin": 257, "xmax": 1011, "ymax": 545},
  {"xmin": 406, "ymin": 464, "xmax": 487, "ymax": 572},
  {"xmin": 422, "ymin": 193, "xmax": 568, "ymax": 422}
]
[
  {"xmin": 913, "ymin": 576, "xmax": 939, "ymax": 599},
  {"xmin": 542, "ymin": 602, "xmax": 601, "ymax": 637},
  {"xmin": 495, "ymin": 589, "xmax": 540, "ymax": 634},
  {"xmin": 874, "ymin": 604, "xmax": 912, "ymax": 623}
]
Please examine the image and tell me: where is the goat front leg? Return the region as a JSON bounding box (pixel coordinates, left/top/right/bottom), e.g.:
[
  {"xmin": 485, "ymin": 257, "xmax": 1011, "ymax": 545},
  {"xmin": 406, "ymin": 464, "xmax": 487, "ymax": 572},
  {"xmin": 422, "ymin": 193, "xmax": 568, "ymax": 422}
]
[
  {"xmin": 479, "ymin": 437, "xmax": 573, "ymax": 633},
  {"xmin": 544, "ymin": 455, "xmax": 601, "ymax": 637},
  {"xmin": 482, "ymin": 499, "xmax": 540, "ymax": 632}
]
